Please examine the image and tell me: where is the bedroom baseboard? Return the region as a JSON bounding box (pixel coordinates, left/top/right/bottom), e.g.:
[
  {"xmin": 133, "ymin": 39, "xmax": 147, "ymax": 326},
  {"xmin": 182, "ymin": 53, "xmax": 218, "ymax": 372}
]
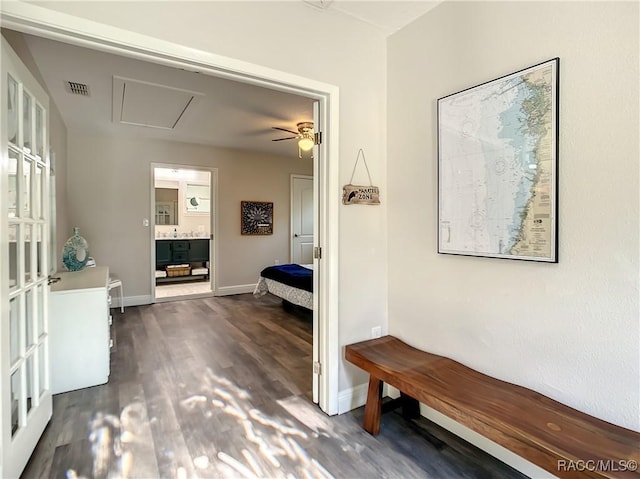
[
  {"xmin": 110, "ymin": 286, "xmax": 257, "ymax": 308},
  {"xmin": 216, "ymin": 284, "xmax": 256, "ymax": 296},
  {"xmin": 110, "ymin": 295, "xmax": 152, "ymax": 309}
]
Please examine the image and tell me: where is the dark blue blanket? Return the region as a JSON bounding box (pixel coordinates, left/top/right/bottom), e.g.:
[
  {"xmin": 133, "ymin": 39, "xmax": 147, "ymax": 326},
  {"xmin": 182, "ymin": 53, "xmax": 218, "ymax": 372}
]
[{"xmin": 260, "ymin": 264, "xmax": 313, "ymax": 292}]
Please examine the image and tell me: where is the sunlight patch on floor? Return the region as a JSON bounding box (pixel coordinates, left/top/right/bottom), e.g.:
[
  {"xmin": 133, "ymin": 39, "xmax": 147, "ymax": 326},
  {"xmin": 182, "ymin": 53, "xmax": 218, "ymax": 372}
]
[
  {"xmin": 177, "ymin": 368, "xmax": 335, "ymax": 479},
  {"xmin": 65, "ymin": 369, "xmax": 336, "ymax": 479},
  {"xmin": 66, "ymin": 401, "xmax": 159, "ymax": 479}
]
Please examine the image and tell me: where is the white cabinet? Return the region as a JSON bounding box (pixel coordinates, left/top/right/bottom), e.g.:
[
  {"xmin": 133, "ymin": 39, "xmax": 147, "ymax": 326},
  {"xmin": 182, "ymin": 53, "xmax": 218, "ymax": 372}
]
[{"xmin": 49, "ymin": 267, "xmax": 110, "ymax": 394}]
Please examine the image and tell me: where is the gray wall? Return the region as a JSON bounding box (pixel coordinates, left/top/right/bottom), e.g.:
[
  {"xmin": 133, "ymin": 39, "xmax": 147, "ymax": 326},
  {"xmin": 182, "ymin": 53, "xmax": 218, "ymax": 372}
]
[{"xmin": 66, "ymin": 132, "xmax": 312, "ymax": 298}]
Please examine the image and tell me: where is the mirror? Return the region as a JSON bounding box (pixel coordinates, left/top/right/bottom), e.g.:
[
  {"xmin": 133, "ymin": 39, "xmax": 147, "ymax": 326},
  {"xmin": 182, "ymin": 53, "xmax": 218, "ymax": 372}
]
[{"xmin": 155, "ymin": 188, "xmax": 178, "ymax": 225}]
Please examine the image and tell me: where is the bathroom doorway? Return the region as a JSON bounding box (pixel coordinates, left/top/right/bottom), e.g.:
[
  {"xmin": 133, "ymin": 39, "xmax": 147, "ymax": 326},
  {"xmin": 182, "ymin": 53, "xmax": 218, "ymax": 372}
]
[{"xmin": 151, "ymin": 165, "xmax": 217, "ymax": 302}]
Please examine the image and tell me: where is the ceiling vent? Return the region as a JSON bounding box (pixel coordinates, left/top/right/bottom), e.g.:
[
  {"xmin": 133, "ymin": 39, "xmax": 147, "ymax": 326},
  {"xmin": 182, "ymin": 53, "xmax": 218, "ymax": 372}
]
[{"xmin": 66, "ymin": 81, "xmax": 90, "ymax": 96}]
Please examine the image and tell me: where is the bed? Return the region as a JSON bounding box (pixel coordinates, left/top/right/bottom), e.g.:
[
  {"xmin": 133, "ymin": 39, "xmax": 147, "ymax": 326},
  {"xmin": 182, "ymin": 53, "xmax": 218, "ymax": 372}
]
[{"xmin": 253, "ymin": 263, "xmax": 313, "ymax": 310}]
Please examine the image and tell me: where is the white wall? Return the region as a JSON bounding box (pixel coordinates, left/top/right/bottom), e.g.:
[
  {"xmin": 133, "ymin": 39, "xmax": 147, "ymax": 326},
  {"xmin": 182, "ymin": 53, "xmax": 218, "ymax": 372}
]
[
  {"xmin": 66, "ymin": 132, "xmax": 312, "ymax": 294},
  {"xmin": 27, "ymin": 0, "xmax": 389, "ymax": 391},
  {"xmin": 387, "ymin": 1, "xmax": 639, "ymax": 431}
]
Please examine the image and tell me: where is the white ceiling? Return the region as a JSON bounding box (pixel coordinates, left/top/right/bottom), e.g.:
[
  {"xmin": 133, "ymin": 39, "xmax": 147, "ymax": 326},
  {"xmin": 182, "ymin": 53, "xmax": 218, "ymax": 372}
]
[
  {"xmin": 18, "ymin": 32, "xmax": 316, "ymax": 158},
  {"xmin": 11, "ymin": 2, "xmax": 438, "ymax": 158},
  {"xmin": 327, "ymin": 1, "xmax": 441, "ymax": 35}
]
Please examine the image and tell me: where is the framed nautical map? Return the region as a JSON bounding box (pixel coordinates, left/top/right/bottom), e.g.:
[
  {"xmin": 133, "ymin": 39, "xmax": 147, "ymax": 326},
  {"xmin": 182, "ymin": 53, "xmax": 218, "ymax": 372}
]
[{"xmin": 437, "ymin": 58, "xmax": 559, "ymax": 262}]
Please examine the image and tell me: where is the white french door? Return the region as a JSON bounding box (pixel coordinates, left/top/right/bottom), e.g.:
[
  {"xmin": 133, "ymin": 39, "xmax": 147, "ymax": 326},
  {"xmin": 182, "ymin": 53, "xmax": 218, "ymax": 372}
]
[{"xmin": 1, "ymin": 36, "xmax": 52, "ymax": 478}]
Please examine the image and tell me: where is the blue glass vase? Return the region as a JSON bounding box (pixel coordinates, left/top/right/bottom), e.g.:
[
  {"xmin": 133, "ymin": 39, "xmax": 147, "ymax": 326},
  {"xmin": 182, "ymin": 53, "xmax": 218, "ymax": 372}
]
[{"xmin": 62, "ymin": 227, "xmax": 89, "ymax": 271}]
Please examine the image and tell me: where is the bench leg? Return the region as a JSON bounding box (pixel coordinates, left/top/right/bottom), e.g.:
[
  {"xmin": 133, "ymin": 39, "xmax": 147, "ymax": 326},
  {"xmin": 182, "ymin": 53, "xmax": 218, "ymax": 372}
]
[
  {"xmin": 400, "ymin": 392, "xmax": 420, "ymax": 420},
  {"xmin": 363, "ymin": 376, "xmax": 383, "ymax": 435}
]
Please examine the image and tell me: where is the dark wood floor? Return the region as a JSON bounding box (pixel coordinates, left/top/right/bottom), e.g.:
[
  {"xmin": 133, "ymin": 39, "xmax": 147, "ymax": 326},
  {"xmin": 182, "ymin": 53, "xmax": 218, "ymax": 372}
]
[{"xmin": 22, "ymin": 293, "xmax": 527, "ymax": 478}]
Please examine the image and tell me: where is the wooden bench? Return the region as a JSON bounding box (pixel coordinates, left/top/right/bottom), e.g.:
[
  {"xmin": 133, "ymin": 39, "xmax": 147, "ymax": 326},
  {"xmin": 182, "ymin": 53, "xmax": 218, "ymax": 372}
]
[{"xmin": 345, "ymin": 335, "xmax": 640, "ymax": 479}]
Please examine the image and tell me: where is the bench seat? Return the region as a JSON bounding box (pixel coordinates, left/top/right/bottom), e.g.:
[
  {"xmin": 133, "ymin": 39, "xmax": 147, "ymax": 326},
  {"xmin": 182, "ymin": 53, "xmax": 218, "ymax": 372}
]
[{"xmin": 345, "ymin": 335, "xmax": 640, "ymax": 479}]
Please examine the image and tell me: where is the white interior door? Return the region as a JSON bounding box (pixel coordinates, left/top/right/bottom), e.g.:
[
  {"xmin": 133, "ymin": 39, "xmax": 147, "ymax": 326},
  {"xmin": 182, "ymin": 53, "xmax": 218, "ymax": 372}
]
[
  {"xmin": 291, "ymin": 175, "xmax": 314, "ymax": 265},
  {"xmin": 1, "ymin": 36, "xmax": 53, "ymax": 478}
]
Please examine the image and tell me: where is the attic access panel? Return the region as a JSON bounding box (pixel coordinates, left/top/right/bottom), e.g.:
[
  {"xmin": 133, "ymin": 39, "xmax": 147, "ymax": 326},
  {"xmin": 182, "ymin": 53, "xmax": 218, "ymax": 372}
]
[{"xmin": 112, "ymin": 76, "xmax": 203, "ymax": 129}]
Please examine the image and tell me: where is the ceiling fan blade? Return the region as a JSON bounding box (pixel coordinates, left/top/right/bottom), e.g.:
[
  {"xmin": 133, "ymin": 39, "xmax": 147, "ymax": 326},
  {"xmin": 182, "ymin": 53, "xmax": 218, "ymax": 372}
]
[
  {"xmin": 272, "ymin": 137, "xmax": 297, "ymax": 141},
  {"xmin": 272, "ymin": 127, "xmax": 299, "ymax": 135}
]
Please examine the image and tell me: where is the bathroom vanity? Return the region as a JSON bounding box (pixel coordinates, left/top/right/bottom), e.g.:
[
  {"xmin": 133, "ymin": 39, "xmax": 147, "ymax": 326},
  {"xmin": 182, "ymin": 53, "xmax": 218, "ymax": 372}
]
[{"xmin": 155, "ymin": 238, "xmax": 210, "ymax": 282}]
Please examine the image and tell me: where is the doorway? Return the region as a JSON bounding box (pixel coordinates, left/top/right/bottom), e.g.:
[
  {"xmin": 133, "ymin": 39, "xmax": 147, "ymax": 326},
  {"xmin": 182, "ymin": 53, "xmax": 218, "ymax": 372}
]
[
  {"xmin": 152, "ymin": 165, "xmax": 216, "ymax": 302},
  {"xmin": 3, "ymin": 3, "xmax": 340, "ymax": 417}
]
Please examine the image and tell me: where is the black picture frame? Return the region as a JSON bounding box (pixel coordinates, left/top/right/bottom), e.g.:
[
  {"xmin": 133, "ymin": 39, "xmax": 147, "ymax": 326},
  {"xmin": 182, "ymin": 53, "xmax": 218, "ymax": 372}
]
[
  {"xmin": 241, "ymin": 201, "xmax": 273, "ymax": 235},
  {"xmin": 437, "ymin": 58, "xmax": 559, "ymax": 262}
]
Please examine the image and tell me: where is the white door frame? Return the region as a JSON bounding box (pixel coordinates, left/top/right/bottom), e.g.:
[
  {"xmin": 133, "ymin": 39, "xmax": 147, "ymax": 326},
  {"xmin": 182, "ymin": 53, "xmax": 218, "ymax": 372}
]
[
  {"xmin": 150, "ymin": 163, "xmax": 218, "ymax": 303},
  {"xmin": 1, "ymin": 2, "xmax": 341, "ymax": 415}
]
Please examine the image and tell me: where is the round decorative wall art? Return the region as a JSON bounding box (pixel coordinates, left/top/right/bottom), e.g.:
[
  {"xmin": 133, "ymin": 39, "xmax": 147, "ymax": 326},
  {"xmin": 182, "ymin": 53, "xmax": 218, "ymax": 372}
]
[{"xmin": 62, "ymin": 227, "xmax": 89, "ymax": 271}]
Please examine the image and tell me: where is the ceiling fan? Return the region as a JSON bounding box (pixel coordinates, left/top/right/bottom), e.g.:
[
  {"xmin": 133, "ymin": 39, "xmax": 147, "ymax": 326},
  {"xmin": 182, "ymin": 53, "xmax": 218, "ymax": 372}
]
[{"xmin": 272, "ymin": 121, "xmax": 315, "ymax": 158}]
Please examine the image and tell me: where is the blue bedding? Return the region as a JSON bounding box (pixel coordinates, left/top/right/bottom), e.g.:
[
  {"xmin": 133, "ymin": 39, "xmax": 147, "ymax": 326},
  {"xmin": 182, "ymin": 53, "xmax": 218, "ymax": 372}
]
[{"xmin": 260, "ymin": 264, "xmax": 313, "ymax": 292}]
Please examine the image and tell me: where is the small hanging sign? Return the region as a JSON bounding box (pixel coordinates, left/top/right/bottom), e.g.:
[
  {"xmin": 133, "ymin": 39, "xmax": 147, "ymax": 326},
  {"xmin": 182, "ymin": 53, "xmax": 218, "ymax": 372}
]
[{"xmin": 342, "ymin": 149, "xmax": 381, "ymax": 205}]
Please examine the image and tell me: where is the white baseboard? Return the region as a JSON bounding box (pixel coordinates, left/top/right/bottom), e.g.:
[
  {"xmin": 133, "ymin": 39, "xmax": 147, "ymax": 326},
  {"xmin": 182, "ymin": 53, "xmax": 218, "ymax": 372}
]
[
  {"xmin": 343, "ymin": 384, "xmax": 556, "ymax": 478},
  {"xmin": 338, "ymin": 383, "xmax": 369, "ymax": 414},
  {"xmin": 215, "ymin": 284, "xmax": 256, "ymax": 296},
  {"xmin": 110, "ymin": 295, "xmax": 151, "ymax": 309},
  {"xmin": 107, "ymin": 285, "xmax": 257, "ymax": 309},
  {"xmin": 338, "ymin": 382, "xmax": 397, "ymax": 414}
]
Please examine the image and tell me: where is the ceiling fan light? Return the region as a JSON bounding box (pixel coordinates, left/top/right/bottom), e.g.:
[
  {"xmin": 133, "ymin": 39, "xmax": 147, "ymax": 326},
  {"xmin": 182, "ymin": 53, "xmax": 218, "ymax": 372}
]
[{"xmin": 298, "ymin": 137, "xmax": 314, "ymax": 152}]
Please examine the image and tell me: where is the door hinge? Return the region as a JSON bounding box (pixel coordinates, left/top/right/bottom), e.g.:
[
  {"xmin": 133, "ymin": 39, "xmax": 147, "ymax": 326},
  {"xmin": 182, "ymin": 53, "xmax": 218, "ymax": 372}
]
[
  {"xmin": 313, "ymin": 361, "xmax": 321, "ymax": 374},
  {"xmin": 313, "ymin": 246, "xmax": 322, "ymax": 259},
  {"xmin": 314, "ymin": 132, "xmax": 322, "ymax": 145}
]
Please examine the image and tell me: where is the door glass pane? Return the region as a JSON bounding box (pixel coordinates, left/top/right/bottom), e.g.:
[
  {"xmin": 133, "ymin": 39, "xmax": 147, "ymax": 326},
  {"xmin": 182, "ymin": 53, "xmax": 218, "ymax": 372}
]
[
  {"xmin": 24, "ymin": 224, "xmax": 32, "ymax": 284},
  {"xmin": 35, "ymin": 163, "xmax": 43, "ymax": 219},
  {"xmin": 25, "ymin": 289, "xmax": 34, "ymax": 349},
  {"xmin": 35, "ymin": 104, "xmax": 44, "ymax": 159},
  {"xmin": 9, "ymin": 224, "xmax": 18, "ymax": 289},
  {"xmin": 10, "ymin": 297, "xmax": 20, "ymax": 365},
  {"xmin": 8, "ymin": 74, "xmax": 19, "ymax": 144},
  {"xmin": 11, "ymin": 369, "xmax": 20, "ymax": 436},
  {"xmin": 38, "ymin": 344, "xmax": 46, "ymax": 397},
  {"xmin": 36, "ymin": 224, "xmax": 44, "ymax": 278},
  {"xmin": 22, "ymin": 158, "xmax": 31, "ymax": 218},
  {"xmin": 36, "ymin": 285, "xmax": 44, "ymax": 338},
  {"xmin": 8, "ymin": 149, "xmax": 18, "ymax": 218},
  {"xmin": 23, "ymin": 91, "xmax": 32, "ymax": 154},
  {"xmin": 26, "ymin": 356, "xmax": 34, "ymax": 414}
]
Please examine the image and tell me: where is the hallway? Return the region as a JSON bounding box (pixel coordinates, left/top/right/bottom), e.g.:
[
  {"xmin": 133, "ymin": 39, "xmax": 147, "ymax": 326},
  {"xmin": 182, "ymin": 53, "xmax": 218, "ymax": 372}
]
[{"xmin": 22, "ymin": 294, "xmax": 525, "ymax": 478}]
